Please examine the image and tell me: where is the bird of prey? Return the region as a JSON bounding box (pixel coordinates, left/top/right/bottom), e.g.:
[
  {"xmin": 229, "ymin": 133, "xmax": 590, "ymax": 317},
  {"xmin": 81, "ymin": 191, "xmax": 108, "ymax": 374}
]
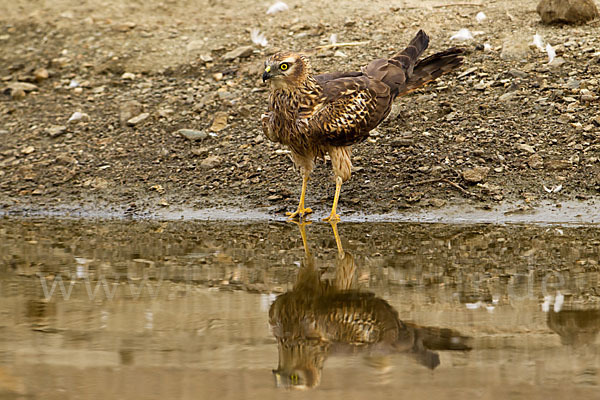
[{"xmin": 261, "ymin": 30, "xmax": 463, "ymax": 221}]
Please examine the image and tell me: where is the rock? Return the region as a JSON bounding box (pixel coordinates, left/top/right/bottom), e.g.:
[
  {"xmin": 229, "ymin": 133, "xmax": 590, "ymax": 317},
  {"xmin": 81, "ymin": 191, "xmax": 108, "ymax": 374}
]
[
  {"xmin": 499, "ymin": 92, "xmax": 517, "ymax": 102},
  {"xmin": 528, "ymin": 153, "xmax": 544, "ymax": 169},
  {"xmin": 186, "ymin": 40, "xmax": 204, "ymax": 52},
  {"xmin": 68, "ymin": 111, "xmax": 90, "ymax": 123},
  {"xmin": 47, "ymin": 125, "xmax": 67, "ymax": 138},
  {"xmin": 178, "ymin": 129, "xmax": 208, "ymax": 141},
  {"xmin": 537, "ymin": 0, "xmax": 599, "ymax": 24},
  {"xmin": 21, "ymin": 146, "xmax": 35, "ymax": 155},
  {"xmin": 462, "ymin": 166, "xmax": 490, "ymax": 183},
  {"xmin": 566, "ymin": 77, "xmax": 580, "ymax": 89},
  {"xmin": 501, "ymin": 37, "xmax": 530, "ymax": 60},
  {"xmin": 10, "ymin": 88, "xmax": 25, "ymax": 100},
  {"xmin": 127, "ymin": 112, "xmax": 150, "ymax": 126},
  {"xmin": 221, "ymin": 45, "xmax": 254, "ymax": 61},
  {"xmin": 121, "ymin": 72, "xmax": 136, "ymax": 80},
  {"xmin": 210, "ymin": 111, "xmax": 228, "ymax": 132},
  {"xmin": 201, "ymin": 156, "xmax": 222, "ymax": 169},
  {"xmin": 426, "ymin": 198, "xmax": 447, "ymax": 207},
  {"xmin": 34, "ymin": 68, "xmax": 49, "ymax": 81},
  {"xmin": 517, "ymin": 143, "xmax": 536, "ymax": 153},
  {"xmin": 120, "ymin": 100, "xmax": 143, "ymax": 125},
  {"xmin": 508, "ymin": 69, "xmax": 528, "ymax": 78},
  {"xmin": 5, "ymin": 82, "xmax": 38, "ymax": 93},
  {"xmin": 549, "ymin": 57, "xmax": 566, "ymax": 67},
  {"xmin": 545, "ymin": 159, "xmax": 571, "ymax": 170}
]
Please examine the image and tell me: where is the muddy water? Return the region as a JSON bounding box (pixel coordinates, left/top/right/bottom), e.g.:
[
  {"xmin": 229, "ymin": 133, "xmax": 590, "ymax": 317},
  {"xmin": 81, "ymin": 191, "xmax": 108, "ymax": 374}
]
[{"xmin": 0, "ymin": 218, "xmax": 599, "ymax": 399}]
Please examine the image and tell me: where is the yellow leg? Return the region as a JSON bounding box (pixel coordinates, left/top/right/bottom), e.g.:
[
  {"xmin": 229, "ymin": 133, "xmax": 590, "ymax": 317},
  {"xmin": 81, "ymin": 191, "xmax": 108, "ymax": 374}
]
[
  {"xmin": 286, "ymin": 175, "xmax": 313, "ymax": 219},
  {"xmin": 323, "ymin": 176, "xmax": 342, "ymax": 222}
]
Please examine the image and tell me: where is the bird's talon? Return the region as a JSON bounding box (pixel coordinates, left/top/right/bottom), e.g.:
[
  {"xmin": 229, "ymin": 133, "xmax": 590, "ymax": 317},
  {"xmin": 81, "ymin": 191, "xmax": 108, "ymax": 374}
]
[
  {"xmin": 323, "ymin": 213, "xmax": 340, "ymax": 222},
  {"xmin": 286, "ymin": 207, "xmax": 313, "ymax": 219}
]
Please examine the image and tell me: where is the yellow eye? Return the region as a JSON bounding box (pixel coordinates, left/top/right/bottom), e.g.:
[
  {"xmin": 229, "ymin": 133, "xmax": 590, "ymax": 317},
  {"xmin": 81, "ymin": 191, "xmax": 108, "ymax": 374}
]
[{"xmin": 280, "ymin": 63, "xmax": 288, "ymax": 71}]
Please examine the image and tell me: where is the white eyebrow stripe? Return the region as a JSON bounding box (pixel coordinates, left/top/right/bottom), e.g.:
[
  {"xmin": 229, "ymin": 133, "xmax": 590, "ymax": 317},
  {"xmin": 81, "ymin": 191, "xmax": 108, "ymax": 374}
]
[{"xmin": 280, "ymin": 57, "xmax": 296, "ymax": 63}]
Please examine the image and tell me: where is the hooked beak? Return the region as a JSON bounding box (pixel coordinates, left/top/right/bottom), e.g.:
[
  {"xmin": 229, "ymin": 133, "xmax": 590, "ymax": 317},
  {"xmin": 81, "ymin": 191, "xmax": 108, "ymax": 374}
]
[{"xmin": 262, "ymin": 65, "xmax": 271, "ymax": 82}]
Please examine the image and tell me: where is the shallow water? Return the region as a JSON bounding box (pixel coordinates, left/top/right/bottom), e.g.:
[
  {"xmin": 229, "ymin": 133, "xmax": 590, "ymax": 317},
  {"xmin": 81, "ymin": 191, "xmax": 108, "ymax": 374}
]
[{"xmin": 0, "ymin": 217, "xmax": 599, "ymax": 399}]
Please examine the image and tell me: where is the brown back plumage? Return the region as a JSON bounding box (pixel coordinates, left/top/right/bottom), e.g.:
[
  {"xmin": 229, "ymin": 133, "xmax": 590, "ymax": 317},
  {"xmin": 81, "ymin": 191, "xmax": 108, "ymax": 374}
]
[{"xmin": 264, "ymin": 30, "xmax": 464, "ymax": 149}]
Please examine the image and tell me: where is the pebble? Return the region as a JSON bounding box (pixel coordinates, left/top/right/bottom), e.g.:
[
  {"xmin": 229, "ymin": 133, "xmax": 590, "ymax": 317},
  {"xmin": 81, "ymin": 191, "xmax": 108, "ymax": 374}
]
[
  {"xmin": 127, "ymin": 112, "xmax": 150, "ymax": 126},
  {"xmin": 11, "ymin": 88, "xmax": 25, "ymax": 100},
  {"xmin": 517, "ymin": 143, "xmax": 535, "ymax": 154},
  {"xmin": 201, "ymin": 156, "xmax": 222, "ymax": 169},
  {"xmin": 537, "ymin": 0, "xmax": 599, "ymax": 24},
  {"xmin": 47, "ymin": 125, "xmax": 67, "ymax": 138},
  {"xmin": 222, "ymin": 45, "xmax": 254, "ymax": 61},
  {"xmin": 178, "ymin": 129, "xmax": 208, "ymax": 141},
  {"xmin": 21, "ymin": 146, "xmax": 35, "ymax": 155},
  {"xmin": 210, "ymin": 112, "xmax": 228, "ymax": 132},
  {"xmin": 462, "ymin": 166, "xmax": 490, "ymax": 183},
  {"xmin": 121, "ymin": 72, "xmax": 136, "ymax": 80},
  {"xmin": 120, "ymin": 100, "xmax": 143, "ymax": 125},
  {"xmin": 34, "ymin": 68, "xmax": 49, "ymax": 81},
  {"xmin": 527, "ymin": 154, "xmax": 544, "ymax": 169},
  {"xmin": 499, "ymin": 92, "xmax": 517, "ymax": 102}
]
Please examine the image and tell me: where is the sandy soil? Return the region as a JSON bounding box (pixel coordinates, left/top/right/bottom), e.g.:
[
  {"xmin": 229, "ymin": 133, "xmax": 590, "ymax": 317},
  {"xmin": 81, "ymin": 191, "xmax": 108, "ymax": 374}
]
[{"xmin": 1, "ymin": 0, "xmax": 600, "ymax": 218}]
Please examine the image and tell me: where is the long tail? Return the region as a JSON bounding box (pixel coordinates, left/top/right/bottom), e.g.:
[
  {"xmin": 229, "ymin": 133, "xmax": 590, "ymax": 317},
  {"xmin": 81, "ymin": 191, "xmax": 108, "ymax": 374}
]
[
  {"xmin": 402, "ymin": 47, "xmax": 464, "ymax": 95},
  {"xmin": 362, "ymin": 30, "xmax": 430, "ymax": 96}
]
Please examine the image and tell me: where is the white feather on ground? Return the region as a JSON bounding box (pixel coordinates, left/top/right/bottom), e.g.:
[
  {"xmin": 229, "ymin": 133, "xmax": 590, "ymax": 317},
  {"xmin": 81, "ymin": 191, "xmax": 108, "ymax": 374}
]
[
  {"xmin": 450, "ymin": 28, "xmax": 473, "ymax": 41},
  {"xmin": 251, "ymin": 29, "xmax": 268, "ymax": 47},
  {"xmin": 546, "ymin": 43, "xmax": 556, "ymax": 63},
  {"xmin": 266, "ymin": 1, "xmax": 289, "ymax": 15},
  {"xmin": 532, "ymin": 33, "xmax": 545, "ymax": 51}
]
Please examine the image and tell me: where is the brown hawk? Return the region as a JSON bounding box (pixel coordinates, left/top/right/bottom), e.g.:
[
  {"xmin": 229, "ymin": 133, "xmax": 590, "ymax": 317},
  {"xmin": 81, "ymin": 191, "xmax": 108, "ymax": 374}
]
[{"xmin": 261, "ymin": 30, "xmax": 463, "ymax": 221}]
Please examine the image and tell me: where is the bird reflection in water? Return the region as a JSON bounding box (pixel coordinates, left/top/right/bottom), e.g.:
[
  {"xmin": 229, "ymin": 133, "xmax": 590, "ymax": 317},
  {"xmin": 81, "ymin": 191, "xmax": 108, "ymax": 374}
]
[{"xmin": 269, "ymin": 221, "xmax": 471, "ymax": 389}]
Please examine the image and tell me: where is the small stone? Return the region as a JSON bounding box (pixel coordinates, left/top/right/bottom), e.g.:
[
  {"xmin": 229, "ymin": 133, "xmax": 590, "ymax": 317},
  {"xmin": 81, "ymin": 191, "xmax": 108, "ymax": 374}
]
[
  {"xmin": 566, "ymin": 77, "xmax": 580, "ymax": 89},
  {"xmin": 267, "ymin": 194, "xmax": 283, "ymax": 201},
  {"xmin": 212, "ymin": 72, "xmax": 223, "ymax": 81},
  {"xmin": 528, "ymin": 153, "xmax": 544, "ymax": 169},
  {"xmin": 499, "ymin": 92, "xmax": 517, "ymax": 102},
  {"xmin": 121, "ymin": 72, "xmax": 136, "ymax": 80},
  {"xmin": 21, "ymin": 146, "xmax": 35, "ymax": 155},
  {"xmin": 34, "ymin": 68, "xmax": 49, "ymax": 81},
  {"xmin": 508, "ymin": 69, "xmax": 528, "ymax": 78},
  {"xmin": 200, "ymin": 54, "xmax": 213, "ymax": 63},
  {"xmin": 210, "ymin": 112, "xmax": 228, "ymax": 132},
  {"xmin": 581, "ymin": 94, "xmax": 598, "ymax": 102},
  {"xmin": 549, "ymin": 57, "xmax": 566, "ymax": 67},
  {"xmin": 462, "ymin": 166, "xmax": 490, "ymax": 183},
  {"xmin": 537, "ymin": 0, "xmax": 599, "ymax": 24},
  {"xmin": 201, "ymin": 156, "xmax": 222, "ymax": 169},
  {"xmin": 427, "ymin": 198, "xmax": 447, "ymax": 208},
  {"xmin": 178, "ymin": 129, "xmax": 208, "ymax": 141},
  {"xmin": 221, "ymin": 45, "xmax": 254, "ymax": 61},
  {"xmin": 47, "ymin": 125, "xmax": 67, "ymax": 137},
  {"xmin": 120, "ymin": 100, "xmax": 142, "ymax": 125},
  {"xmin": 127, "ymin": 112, "xmax": 150, "ymax": 126},
  {"xmin": 10, "ymin": 88, "xmax": 25, "ymax": 100},
  {"xmin": 517, "ymin": 143, "xmax": 536, "ymax": 153},
  {"xmin": 186, "ymin": 40, "xmax": 204, "ymax": 52},
  {"xmin": 5, "ymin": 82, "xmax": 38, "ymax": 93}
]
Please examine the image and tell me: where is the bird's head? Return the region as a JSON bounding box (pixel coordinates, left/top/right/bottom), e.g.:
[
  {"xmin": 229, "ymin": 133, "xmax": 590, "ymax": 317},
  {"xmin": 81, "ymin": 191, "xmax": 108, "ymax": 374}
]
[{"xmin": 262, "ymin": 52, "xmax": 311, "ymax": 90}]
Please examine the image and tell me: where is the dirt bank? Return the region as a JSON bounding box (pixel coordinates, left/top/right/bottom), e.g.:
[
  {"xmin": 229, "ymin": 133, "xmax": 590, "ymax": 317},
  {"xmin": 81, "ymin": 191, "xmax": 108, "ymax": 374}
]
[{"xmin": 1, "ymin": 0, "xmax": 599, "ymax": 218}]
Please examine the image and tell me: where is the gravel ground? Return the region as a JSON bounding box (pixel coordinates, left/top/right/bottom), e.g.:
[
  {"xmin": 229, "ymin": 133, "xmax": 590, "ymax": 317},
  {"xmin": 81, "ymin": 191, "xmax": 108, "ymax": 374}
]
[{"xmin": 1, "ymin": 0, "xmax": 600, "ymax": 218}]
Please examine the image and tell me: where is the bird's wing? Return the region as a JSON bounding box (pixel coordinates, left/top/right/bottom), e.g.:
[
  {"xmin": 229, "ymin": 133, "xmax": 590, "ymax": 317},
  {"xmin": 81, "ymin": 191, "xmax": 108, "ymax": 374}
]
[{"xmin": 303, "ymin": 75, "xmax": 392, "ymax": 147}]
